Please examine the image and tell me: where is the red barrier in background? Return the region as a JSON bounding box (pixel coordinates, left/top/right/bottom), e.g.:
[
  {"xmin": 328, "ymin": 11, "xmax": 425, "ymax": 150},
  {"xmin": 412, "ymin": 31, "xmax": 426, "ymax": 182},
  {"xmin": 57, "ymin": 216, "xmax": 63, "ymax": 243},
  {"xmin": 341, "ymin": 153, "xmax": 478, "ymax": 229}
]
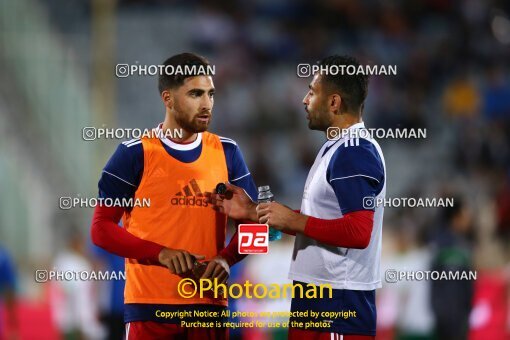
[{"xmin": 469, "ymin": 270, "xmax": 510, "ymax": 340}]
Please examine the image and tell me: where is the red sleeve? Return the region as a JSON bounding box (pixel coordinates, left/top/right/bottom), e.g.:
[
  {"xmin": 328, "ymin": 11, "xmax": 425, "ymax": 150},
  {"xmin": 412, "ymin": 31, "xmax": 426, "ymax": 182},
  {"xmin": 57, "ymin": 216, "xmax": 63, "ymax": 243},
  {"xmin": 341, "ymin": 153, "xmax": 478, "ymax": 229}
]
[
  {"xmin": 90, "ymin": 205, "xmax": 165, "ymax": 263},
  {"xmin": 218, "ymin": 230, "xmax": 246, "ymax": 267},
  {"xmin": 304, "ymin": 210, "xmax": 374, "ymax": 248}
]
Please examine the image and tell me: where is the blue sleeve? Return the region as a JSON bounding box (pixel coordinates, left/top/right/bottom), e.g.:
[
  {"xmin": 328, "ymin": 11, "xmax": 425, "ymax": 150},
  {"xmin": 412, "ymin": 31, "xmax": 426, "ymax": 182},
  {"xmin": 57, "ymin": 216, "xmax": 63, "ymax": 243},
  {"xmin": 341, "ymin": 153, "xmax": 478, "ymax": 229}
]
[
  {"xmin": 326, "ymin": 139, "xmax": 384, "ymax": 214},
  {"xmin": 221, "ymin": 138, "xmax": 258, "ymax": 201},
  {"xmin": 98, "ymin": 140, "xmax": 144, "ymax": 200},
  {"xmin": 0, "ymin": 248, "xmax": 16, "ymax": 291}
]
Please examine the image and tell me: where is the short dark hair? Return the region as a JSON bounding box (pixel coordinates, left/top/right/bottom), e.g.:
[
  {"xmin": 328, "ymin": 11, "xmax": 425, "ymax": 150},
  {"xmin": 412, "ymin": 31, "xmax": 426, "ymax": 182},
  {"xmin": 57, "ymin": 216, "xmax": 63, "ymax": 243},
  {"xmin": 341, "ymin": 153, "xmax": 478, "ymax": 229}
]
[
  {"xmin": 317, "ymin": 55, "xmax": 369, "ymax": 114},
  {"xmin": 158, "ymin": 52, "xmax": 211, "ymax": 93}
]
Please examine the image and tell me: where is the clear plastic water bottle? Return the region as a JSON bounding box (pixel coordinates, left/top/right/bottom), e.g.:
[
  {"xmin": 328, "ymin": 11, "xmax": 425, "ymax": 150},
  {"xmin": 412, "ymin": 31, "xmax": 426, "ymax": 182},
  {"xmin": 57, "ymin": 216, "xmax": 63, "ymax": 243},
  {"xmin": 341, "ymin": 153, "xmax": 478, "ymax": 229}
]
[{"xmin": 257, "ymin": 185, "xmax": 282, "ymax": 241}]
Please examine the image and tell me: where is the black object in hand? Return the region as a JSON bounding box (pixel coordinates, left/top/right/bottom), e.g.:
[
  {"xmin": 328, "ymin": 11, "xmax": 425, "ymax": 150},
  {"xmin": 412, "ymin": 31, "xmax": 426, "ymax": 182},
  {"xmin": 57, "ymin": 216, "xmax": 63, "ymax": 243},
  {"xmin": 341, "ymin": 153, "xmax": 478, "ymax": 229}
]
[
  {"xmin": 216, "ymin": 183, "xmax": 227, "ymax": 195},
  {"xmin": 192, "ymin": 260, "xmax": 208, "ymax": 278}
]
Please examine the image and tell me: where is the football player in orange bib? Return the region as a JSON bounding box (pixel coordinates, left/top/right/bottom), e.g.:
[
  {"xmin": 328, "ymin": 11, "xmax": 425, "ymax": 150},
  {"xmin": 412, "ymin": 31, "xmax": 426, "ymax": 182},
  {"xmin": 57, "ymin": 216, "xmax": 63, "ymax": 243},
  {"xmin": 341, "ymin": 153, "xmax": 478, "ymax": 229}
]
[{"xmin": 90, "ymin": 53, "xmax": 257, "ymax": 340}]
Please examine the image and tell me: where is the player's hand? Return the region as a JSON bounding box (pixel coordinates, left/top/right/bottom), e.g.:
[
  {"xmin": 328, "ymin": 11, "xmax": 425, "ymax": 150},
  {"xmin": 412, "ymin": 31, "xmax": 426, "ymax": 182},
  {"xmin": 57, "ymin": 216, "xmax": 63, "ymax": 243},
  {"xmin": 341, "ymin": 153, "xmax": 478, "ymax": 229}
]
[
  {"xmin": 257, "ymin": 202, "xmax": 308, "ymax": 233},
  {"xmin": 207, "ymin": 183, "xmax": 257, "ymax": 221},
  {"xmin": 200, "ymin": 256, "xmax": 230, "ymax": 284},
  {"xmin": 158, "ymin": 248, "xmax": 205, "ymax": 275}
]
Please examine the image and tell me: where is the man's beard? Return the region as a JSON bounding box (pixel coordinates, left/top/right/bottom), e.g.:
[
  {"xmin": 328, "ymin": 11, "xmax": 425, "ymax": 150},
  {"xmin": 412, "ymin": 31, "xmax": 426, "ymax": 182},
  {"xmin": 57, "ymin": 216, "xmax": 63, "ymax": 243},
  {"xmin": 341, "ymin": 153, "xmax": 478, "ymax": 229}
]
[
  {"xmin": 175, "ymin": 112, "xmax": 211, "ymax": 133},
  {"xmin": 307, "ymin": 109, "xmax": 331, "ymax": 131}
]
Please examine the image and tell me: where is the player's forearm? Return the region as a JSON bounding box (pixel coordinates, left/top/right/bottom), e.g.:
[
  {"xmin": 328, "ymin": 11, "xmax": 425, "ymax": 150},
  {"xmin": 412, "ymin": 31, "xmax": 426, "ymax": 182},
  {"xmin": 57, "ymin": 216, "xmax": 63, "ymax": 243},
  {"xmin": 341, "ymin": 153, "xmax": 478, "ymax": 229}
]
[
  {"xmin": 280, "ymin": 209, "xmax": 302, "ymax": 235},
  {"xmin": 91, "ymin": 205, "xmax": 164, "ymax": 263},
  {"xmin": 246, "ymin": 202, "xmax": 258, "ymax": 221},
  {"xmin": 303, "ymin": 210, "xmax": 374, "ymax": 248},
  {"xmin": 281, "ymin": 212, "xmax": 309, "ymax": 234}
]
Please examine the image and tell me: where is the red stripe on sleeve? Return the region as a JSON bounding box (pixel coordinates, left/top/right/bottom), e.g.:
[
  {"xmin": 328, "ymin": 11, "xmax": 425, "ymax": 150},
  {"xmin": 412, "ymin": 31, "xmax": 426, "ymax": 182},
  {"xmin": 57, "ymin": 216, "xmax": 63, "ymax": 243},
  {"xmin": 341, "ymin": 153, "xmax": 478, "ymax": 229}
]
[
  {"xmin": 218, "ymin": 230, "xmax": 246, "ymax": 267},
  {"xmin": 90, "ymin": 205, "xmax": 165, "ymax": 263},
  {"xmin": 304, "ymin": 210, "xmax": 374, "ymax": 248}
]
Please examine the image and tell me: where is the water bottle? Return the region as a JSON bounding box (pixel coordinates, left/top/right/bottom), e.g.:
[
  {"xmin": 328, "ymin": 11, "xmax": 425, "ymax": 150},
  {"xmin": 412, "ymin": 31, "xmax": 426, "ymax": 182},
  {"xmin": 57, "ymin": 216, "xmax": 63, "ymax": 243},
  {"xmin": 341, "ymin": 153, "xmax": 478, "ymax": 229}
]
[{"xmin": 257, "ymin": 186, "xmax": 282, "ymax": 241}]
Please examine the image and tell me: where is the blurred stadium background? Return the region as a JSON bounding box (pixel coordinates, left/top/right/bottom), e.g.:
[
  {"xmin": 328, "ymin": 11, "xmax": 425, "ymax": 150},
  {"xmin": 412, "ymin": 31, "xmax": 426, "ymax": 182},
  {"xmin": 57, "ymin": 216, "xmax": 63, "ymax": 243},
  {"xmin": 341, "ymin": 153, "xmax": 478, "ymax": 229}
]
[{"xmin": 0, "ymin": 0, "xmax": 510, "ymax": 339}]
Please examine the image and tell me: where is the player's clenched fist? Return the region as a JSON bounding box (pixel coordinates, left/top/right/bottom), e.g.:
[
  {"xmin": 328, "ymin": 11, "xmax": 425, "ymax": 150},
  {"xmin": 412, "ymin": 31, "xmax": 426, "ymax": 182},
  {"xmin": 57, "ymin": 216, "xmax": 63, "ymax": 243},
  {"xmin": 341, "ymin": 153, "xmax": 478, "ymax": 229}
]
[{"xmin": 158, "ymin": 248, "xmax": 205, "ymax": 275}]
